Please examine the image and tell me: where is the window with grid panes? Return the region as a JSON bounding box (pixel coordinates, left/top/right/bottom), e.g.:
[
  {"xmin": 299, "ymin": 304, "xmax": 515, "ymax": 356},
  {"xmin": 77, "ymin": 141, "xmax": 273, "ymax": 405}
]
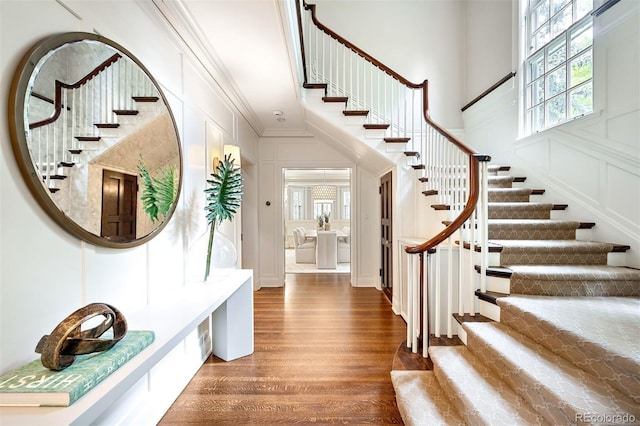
[
  {"xmin": 289, "ymin": 186, "xmax": 306, "ymax": 220},
  {"xmin": 525, "ymin": 0, "xmax": 594, "ymax": 134},
  {"xmin": 342, "ymin": 189, "xmax": 350, "ymax": 220},
  {"xmin": 314, "ymin": 202, "xmax": 333, "ymax": 219}
]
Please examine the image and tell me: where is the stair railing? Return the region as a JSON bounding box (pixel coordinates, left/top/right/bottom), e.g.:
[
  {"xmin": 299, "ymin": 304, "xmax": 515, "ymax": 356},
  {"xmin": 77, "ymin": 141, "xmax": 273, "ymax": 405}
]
[
  {"xmin": 28, "ymin": 53, "xmax": 157, "ymax": 193},
  {"xmin": 297, "ymin": 1, "xmax": 490, "ymax": 357}
]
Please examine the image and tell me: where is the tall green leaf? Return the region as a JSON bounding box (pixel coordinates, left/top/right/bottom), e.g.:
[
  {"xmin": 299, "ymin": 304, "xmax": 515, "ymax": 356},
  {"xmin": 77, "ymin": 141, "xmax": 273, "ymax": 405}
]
[
  {"xmin": 138, "ymin": 158, "xmax": 177, "ymax": 224},
  {"xmin": 203, "ymin": 154, "xmax": 243, "ymax": 280}
]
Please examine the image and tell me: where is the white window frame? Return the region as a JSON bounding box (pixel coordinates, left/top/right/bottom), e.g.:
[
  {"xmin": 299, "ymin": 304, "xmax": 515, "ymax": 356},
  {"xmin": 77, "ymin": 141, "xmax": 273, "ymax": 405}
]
[
  {"xmin": 288, "ymin": 186, "xmax": 308, "ymax": 221},
  {"xmin": 340, "ymin": 187, "xmax": 351, "ymax": 221},
  {"xmin": 314, "ymin": 201, "xmax": 333, "ymax": 219},
  {"xmin": 288, "ymin": 184, "xmax": 350, "ymax": 221},
  {"xmin": 523, "ymin": 0, "xmax": 595, "ymax": 134}
]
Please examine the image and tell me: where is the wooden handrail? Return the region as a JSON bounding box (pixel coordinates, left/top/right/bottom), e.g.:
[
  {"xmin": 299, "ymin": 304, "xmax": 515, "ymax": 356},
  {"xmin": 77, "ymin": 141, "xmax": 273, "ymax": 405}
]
[
  {"xmin": 303, "ymin": 2, "xmax": 423, "ymax": 89},
  {"xmin": 592, "ymin": 0, "xmax": 620, "ymax": 17},
  {"xmin": 405, "ymin": 154, "xmax": 490, "ymax": 254},
  {"xmin": 29, "ymin": 53, "xmax": 122, "ymax": 129},
  {"xmin": 295, "ymin": 0, "xmax": 309, "ymax": 87},
  {"xmin": 461, "ymin": 71, "xmax": 516, "ymax": 112},
  {"xmin": 303, "ymin": 1, "xmax": 477, "ymax": 160},
  {"xmin": 299, "ymin": 1, "xmax": 488, "ymax": 255}
]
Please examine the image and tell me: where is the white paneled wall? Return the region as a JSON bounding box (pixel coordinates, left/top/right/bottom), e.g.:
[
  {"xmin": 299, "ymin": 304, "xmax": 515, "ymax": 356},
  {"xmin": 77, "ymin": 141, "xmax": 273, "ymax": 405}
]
[
  {"xmin": 462, "ymin": 0, "xmax": 640, "ymax": 268},
  {"xmin": 0, "ymin": 0, "xmax": 258, "ymax": 375}
]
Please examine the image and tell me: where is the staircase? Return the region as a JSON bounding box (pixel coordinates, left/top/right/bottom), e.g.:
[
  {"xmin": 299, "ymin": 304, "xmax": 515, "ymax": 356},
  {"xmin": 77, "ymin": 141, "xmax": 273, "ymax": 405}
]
[
  {"xmin": 293, "ymin": 3, "xmax": 640, "ymax": 424},
  {"xmin": 29, "ymin": 50, "xmax": 163, "ymax": 197},
  {"xmin": 391, "ymin": 167, "xmax": 640, "ymax": 425}
]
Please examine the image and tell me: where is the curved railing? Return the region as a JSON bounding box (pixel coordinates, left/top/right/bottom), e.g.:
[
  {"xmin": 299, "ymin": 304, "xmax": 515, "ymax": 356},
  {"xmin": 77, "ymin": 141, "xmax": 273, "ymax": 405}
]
[
  {"xmin": 27, "ymin": 52, "xmax": 158, "ymax": 193},
  {"xmin": 296, "ymin": 0, "xmax": 490, "ymax": 356},
  {"xmin": 29, "ymin": 54, "xmax": 122, "ymax": 129}
]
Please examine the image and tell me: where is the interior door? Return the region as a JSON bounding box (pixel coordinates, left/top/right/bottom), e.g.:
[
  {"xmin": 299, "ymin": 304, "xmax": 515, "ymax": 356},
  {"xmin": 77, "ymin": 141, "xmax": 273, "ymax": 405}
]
[
  {"xmin": 101, "ymin": 169, "xmax": 137, "ymax": 241},
  {"xmin": 380, "ymin": 171, "xmax": 392, "ymax": 301}
]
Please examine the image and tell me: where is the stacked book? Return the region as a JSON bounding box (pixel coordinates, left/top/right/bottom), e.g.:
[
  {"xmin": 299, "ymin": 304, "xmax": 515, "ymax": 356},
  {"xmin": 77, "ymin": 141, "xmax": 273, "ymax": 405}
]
[{"xmin": 0, "ymin": 330, "xmax": 154, "ymax": 407}]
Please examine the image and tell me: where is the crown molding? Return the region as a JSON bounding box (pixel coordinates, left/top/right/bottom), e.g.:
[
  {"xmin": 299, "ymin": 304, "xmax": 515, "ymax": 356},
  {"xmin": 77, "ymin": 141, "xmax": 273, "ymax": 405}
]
[{"xmin": 149, "ymin": 0, "xmax": 265, "ymax": 136}]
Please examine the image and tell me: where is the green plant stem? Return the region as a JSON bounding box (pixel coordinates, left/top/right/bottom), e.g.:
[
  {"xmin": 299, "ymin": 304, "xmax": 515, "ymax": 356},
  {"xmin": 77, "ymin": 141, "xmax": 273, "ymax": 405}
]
[{"xmin": 204, "ymin": 221, "xmax": 217, "ymax": 281}]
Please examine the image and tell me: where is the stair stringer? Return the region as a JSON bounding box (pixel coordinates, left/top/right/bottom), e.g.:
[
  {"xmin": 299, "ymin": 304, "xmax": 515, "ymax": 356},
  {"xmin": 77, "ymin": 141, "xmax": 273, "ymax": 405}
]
[
  {"xmin": 303, "ymin": 98, "xmax": 438, "ymax": 250},
  {"xmin": 302, "ymin": 89, "xmax": 412, "ymax": 168}
]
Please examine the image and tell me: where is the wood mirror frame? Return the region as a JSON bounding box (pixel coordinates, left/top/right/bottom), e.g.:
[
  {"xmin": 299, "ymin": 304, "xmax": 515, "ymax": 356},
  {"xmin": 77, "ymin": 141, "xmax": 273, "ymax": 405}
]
[{"xmin": 8, "ymin": 32, "xmax": 182, "ymax": 248}]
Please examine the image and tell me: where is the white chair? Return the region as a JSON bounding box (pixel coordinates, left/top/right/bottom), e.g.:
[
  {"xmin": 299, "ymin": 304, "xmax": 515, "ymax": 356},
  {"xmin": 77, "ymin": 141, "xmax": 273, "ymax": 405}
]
[
  {"xmin": 338, "ymin": 226, "xmax": 350, "ymax": 263},
  {"xmin": 293, "ymin": 228, "xmax": 316, "ymax": 263}
]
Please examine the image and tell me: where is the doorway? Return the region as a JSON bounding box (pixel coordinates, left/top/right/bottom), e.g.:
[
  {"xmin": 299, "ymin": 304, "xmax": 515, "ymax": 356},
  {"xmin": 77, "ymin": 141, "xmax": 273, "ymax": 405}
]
[
  {"xmin": 283, "ymin": 168, "xmax": 351, "ymax": 274},
  {"xmin": 380, "ymin": 171, "xmax": 392, "ymax": 301},
  {"xmin": 101, "ymin": 169, "xmax": 137, "ymax": 241}
]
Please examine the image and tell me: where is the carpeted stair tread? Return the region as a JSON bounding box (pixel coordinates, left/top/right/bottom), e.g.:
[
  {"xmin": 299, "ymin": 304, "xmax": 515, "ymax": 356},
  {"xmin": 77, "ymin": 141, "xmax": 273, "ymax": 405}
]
[
  {"xmin": 493, "ymin": 240, "xmax": 613, "ymax": 251},
  {"xmin": 390, "ymin": 370, "xmax": 464, "ymax": 426},
  {"xmin": 488, "ymin": 188, "xmax": 532, "ymax": 203},
  {"xmin": 492, "ymin": 240, "xmax": 613, "ymax": 266},
  {"xmin": 497, "ymin": 295, "xmax": 640, "ymax": 403},
  {"xmin": 488, "ymin": 175, "xmax": 514, "ymax": 188},
  {"xmin": 488, "ymin": 219, "xmax": 580, "ymax": 240},
  {"xmin": 429, "ymin": 346, "xmax": 545, "ymax": 425},
  {"xmin": 488, "ymin": 165, "xmax": 510, "ymax": 174},
  {"xmin": 508, "ymin": 265, "xmax": 640, "ymax": 296},
  {"xmin": 488, "ymin": 202, "xmax": 554, "ymax": 219},
  {"xmin": 463, "ymin": 322, "xmax": 640, "ymax": 424}
]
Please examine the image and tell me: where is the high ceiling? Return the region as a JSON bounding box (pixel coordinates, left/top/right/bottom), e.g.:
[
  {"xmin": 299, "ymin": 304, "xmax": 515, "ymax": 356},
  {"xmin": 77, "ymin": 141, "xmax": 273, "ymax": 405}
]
[
  {"xmin": 150, "ymin": 0, "xmax": 396, "ymax": 175},
  {"xmin": 152, "ymin": 0, "xmax": 309, "ymax": 137}
]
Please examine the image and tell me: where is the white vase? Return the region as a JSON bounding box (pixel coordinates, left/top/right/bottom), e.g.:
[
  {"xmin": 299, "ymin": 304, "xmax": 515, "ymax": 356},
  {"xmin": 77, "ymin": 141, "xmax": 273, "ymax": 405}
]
[{"xmin": 188, "ymin": 230, "xmax": 237, "ymax": 283}]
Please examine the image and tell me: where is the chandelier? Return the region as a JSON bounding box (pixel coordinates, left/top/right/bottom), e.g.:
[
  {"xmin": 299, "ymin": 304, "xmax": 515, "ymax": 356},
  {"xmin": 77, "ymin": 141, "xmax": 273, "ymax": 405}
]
[{"xmin": 312, "ymin": 184, "xmax": 336, "ymax": 202}]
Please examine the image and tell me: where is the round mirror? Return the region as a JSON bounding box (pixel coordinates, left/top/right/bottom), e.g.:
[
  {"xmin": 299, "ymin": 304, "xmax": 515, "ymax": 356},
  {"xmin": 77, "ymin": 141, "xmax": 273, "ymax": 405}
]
[{"xmin": 9, "ymin": 32, "xmax": 182, "ymax": 248}]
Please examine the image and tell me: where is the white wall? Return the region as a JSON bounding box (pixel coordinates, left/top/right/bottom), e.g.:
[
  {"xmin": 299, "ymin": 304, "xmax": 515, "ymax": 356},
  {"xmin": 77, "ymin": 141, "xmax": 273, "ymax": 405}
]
[
  {"xmin": 0, "ymin": 0, "xmax": 258, "ymax": 372},
  {"xmin": 257, "ymin": 136, "xmax": 381, "ymax": 288},
  {"xmin": 462, "ymin": 0, "xmax": 640, "ymax": 268},
  {"xmin": 313, "ymin": 0, "xmax": 465, "ymax": 129},
  {"xmin": 463, "ymin": 0, "xmax": 514, "ymax": 104}
]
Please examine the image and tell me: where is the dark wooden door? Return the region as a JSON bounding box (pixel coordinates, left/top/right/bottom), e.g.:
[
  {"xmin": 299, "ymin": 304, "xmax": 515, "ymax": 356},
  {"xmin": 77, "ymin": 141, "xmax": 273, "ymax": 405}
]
[
  {"xmin": 101, "ymin": 169, "xmax": 137, "ymax": 242},
  {"xmin": 380, "ymin": 171, "xmax": 392, "ymax": 301}
]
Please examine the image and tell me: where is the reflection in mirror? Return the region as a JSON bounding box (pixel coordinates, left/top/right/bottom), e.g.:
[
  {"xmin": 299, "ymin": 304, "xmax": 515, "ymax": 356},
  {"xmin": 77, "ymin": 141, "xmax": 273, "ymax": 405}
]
[{"xmin": 10, "ymin": 33, "xmax": 182, "ymax": 248}]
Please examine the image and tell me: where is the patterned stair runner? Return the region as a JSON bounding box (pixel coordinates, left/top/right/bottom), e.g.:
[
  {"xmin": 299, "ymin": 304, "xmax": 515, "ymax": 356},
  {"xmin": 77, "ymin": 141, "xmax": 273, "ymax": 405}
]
[
  {"xmin": 463, "ymin": 321, "xmax": 640, "ymax": 424},
  {"xmin": 429, "ymin": 345, "xmax": 545, "ymax": 425},
  {"xmin": 498, "ymin": 295, "xmax": 640, "ymax": 403},
  {"xmin": 494, "ymin": 240, "xmax": 613, "ymax": 265},
  {"xmin": 391, "ymin": 165, "xmax": 640, "ymax": 425},
  {"xmin": 488, "ymin": 202, "xmax": 554, "ymax": 219},
  {"xmin": 391, "ymin": 370, "xmax": 464, "ymax": 426},
  {"xmin": 508, "ymin": 264, "xmax": 640, "ymax": 296}
]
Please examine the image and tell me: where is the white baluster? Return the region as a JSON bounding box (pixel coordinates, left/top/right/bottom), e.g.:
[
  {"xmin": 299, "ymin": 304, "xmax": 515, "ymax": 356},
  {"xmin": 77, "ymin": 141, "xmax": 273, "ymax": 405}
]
[
  {"xmin": 422, "ymin": 253, "xmax": 429, "ymax": 358},
  {"xmin": 61, "ymin": 90, "xmax": 67, "ymax": 165},
  {"xmin": 434, "ymin": 245, "xmax": 440, "ymax": 337},
  {"xmin": 447, "ymin": 235, "xmax": 453, "ymax": 338},
  {"xmin": 480, "ymin": 161, "xmax": 489, "ymax": 293},
  {"xmin": 406, "ymin": 247, "xmax": 413, "ymax": 349},
  {"xmin": 71, "ymin": 89, "xmax": 76, "ymax": 152}
]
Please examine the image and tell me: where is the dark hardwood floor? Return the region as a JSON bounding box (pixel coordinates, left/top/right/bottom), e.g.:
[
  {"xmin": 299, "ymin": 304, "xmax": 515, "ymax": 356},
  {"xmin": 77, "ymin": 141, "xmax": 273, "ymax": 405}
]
[{"xmin": 158, "ymin": 273, "xmax": 408, "ymax": 424}]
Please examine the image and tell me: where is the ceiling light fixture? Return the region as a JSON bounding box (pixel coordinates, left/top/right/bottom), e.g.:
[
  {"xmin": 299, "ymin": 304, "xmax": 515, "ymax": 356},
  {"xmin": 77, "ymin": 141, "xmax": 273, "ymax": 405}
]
[{"xmin": 312, "ymin": 171, "xmax": 336, "ymax": 202}]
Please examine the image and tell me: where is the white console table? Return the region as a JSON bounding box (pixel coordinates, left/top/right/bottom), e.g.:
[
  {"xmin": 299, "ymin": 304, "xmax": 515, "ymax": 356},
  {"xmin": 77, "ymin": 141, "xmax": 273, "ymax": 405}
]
[{"xmin": 0, "ymin": 269, "xmax": 254, "ymax": 426}]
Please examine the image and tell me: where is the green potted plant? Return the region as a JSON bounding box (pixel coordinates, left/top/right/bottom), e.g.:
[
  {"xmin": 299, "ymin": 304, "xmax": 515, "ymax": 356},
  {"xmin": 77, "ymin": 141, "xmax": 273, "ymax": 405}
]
[{"xmin": 203, "ymin": 154, "xmax": 243, "ymax": 281}]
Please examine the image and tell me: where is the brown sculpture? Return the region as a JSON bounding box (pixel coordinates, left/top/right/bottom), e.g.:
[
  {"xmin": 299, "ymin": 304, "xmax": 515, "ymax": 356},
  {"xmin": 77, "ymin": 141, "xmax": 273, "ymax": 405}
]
[{"xmin": 35, "ymin": 303, "xmax": 127, "ymax": 371}]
